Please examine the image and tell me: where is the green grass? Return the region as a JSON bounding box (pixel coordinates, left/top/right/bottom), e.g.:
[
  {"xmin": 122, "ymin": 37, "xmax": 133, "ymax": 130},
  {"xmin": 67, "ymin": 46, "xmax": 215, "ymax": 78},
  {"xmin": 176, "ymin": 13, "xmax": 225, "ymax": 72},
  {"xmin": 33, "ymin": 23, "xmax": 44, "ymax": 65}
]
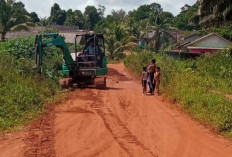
[
  {"xmin": 124, "ymin": 49, "xmax": 232, "ymax": 137},
  {"xmin": 0, "ymin": 52, "xmax": 65, "ymax": 131},
  {"xmin": 0, "ymin": 37, "xmax": 66, "ymax": 132}
]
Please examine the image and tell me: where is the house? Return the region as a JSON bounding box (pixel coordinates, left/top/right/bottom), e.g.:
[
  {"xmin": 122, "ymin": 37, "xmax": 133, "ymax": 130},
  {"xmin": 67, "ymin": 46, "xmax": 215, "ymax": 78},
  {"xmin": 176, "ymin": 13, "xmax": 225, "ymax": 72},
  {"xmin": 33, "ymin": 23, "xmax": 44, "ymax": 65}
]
[
  {"xmin": 180, "ymin": 33, "xmax": 202, "ymax": 44},
  {"xmin": 175, "ymin": 33, "xmax": 202, "ymax": 52},
  {"xmin": 181, "ymin": 4, "xmax": 191, "ymax": 12},
  {"xmin": 187, "ymin": 33, "xmax": 231, "ymax": 54},
  {"xmin": 174, "ymin": 33, "xmax": 231, "ymax": 54},
  {"xmin": 139, "ymin": 30, "xmax": 178, "ymax": 46},
  {"xmin": 6, "ymin": 26, "xmax": 83, "ymax": 44}
]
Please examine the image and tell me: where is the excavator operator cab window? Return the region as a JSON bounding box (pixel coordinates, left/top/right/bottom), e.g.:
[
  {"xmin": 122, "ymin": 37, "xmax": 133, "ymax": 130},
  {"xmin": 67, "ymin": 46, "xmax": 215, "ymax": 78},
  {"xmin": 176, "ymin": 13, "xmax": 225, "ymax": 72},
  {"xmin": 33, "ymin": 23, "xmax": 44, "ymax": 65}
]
[
  {"xmin": 76, "ymin": 34, "xmax": 105, "ymax": 68},
  {"xmin": 84, "ymin": 39, "xmax": 99, "ymax": 55}
]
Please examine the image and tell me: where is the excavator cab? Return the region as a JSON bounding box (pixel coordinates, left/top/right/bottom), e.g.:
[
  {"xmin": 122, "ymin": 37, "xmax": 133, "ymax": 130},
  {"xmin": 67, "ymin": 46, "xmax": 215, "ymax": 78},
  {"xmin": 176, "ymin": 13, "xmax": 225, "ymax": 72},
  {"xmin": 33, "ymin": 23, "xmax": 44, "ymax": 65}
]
[
  {"xmin": 75, "ymin": 34, "xmax": 106, "ymax": 69},
  {"xmin": 74, "ymin": 34, "xmax": 107, "ymax": 76},
  {"xmin": 72, "ymin": 33, "xmax": 107, "ymax": 88}
]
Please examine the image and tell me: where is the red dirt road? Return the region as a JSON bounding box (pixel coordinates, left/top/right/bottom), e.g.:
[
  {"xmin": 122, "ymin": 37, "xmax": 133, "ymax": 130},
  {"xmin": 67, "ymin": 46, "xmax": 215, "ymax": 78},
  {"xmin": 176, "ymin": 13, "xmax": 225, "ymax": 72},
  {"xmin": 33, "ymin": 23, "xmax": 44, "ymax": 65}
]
[{"xmin": 0, "ymin": 63, "xmax": 232, "ymax": 157}]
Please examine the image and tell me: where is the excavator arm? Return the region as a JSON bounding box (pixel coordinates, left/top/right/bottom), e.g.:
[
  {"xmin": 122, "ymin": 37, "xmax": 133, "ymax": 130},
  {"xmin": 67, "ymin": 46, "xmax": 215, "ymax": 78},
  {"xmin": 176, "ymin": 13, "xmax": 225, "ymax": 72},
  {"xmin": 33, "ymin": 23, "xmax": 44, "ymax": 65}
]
[{"xmin": 34, "ymin": 33, "xmax": 74, "ymax": 72}]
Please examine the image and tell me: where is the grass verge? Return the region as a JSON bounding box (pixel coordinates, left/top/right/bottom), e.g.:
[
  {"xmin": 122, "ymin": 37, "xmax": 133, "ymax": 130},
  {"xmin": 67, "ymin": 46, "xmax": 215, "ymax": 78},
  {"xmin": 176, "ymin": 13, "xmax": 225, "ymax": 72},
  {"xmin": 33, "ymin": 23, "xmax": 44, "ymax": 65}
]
[{"xmin": 0, "ymin": 52, "xmax": 65, "ymax": 132}]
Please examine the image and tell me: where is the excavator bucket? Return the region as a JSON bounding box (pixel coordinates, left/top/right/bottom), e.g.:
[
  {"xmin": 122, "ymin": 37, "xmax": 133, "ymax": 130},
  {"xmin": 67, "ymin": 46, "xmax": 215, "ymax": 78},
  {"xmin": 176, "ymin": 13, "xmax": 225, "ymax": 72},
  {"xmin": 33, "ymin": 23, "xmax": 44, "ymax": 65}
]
[
  {"xmin": 59, "ymin": 78, "xmax": 72, "ymax": 89},
  {"xmin": 94, "ymin": 77, "xmax": 106, "ymax": 89}
]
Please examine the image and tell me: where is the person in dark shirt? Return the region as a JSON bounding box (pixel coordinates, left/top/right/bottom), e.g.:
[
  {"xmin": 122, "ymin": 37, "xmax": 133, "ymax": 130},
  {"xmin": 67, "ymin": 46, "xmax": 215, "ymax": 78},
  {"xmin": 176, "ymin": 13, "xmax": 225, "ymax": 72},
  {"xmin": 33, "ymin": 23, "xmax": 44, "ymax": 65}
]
[{"xmin": 147, "ymin": 59, "xmax": 156, "ymax": 94}]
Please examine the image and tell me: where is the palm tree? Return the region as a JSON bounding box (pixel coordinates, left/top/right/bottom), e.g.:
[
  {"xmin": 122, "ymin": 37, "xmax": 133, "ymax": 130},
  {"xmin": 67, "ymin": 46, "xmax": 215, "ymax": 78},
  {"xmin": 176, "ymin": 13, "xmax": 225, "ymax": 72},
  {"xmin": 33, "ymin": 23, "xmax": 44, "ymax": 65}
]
[
  {"xmin": 0, "ymin": 0, "xmax": 35, "ymax": 41},
  {"xmin": 105, "ymin": 21, "xmax": 136, "ymax": 59},
  {"xmin": 139, "ymin": 14, "xmax": 175, "ymax": 52}
]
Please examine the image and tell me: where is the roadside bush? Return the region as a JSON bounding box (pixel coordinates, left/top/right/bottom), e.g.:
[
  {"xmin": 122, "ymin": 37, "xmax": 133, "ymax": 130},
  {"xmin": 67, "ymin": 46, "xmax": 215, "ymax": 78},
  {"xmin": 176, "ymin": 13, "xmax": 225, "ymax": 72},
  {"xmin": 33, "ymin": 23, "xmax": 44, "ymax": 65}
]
[
  {"xmin": 0, "ymin": 36, "xmax": 35, "ymax": 59},
  {"xmin": 131, "ymin": 45, "xmax": 149, "ymax": 52},
  {"xmin": 0, "ymin": 36, "xmax": 66, "ymax": 131},
  {"xmin": 124, "ymin": 50, "xmax": 232, "ymax": 136},
  {"xmin": 0, "ymin": 52, "xmax": 61, "ymax": 131},
  {"xmin": 0, "ymin": 36, "xmax": 64, "ymax": 82}
]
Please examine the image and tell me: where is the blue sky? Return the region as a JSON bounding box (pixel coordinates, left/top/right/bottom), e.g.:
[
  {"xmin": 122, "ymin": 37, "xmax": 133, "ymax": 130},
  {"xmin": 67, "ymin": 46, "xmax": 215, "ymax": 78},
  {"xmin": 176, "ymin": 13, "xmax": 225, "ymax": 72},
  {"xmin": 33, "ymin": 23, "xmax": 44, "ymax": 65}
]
[{"xmin": 17, "ymin": 0, "xmax": 197, "ymax": 18}]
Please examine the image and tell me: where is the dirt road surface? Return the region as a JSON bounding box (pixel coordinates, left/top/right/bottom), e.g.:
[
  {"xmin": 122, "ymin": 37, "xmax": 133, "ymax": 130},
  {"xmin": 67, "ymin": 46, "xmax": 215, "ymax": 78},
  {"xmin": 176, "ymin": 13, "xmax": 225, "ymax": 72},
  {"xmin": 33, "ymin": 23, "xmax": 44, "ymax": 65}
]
[{"xmin": 0, "ymin": 63, "xmax": 232, "ymax": 157}]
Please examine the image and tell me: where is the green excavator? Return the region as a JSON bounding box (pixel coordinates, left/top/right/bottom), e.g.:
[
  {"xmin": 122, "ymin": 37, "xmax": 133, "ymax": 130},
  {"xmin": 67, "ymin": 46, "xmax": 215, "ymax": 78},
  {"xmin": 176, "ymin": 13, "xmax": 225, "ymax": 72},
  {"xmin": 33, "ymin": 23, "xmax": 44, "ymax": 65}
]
[{"xmin": 34, "ymin": 33, "xmax": 108, "ymax": 88}]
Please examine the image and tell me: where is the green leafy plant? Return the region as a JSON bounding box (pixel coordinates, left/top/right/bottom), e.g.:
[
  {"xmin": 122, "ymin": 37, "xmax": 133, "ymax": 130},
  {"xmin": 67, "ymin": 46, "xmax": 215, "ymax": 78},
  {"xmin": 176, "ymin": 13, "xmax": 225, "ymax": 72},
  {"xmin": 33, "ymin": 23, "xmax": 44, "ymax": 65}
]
[
  {"xmin": 0, "ymin": 52, "xmax": 62, "ymax": 131},
  {"xmin": 38, "ymin": 27, "xmax": 59, "ymax": 35}
]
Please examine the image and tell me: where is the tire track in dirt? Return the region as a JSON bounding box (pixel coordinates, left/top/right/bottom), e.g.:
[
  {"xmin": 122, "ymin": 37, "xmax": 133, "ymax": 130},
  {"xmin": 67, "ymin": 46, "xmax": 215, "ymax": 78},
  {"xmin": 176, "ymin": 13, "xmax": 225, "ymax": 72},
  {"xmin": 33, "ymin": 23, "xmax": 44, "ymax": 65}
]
[
  {"xmin": 90, "ymin": 90, "xmax": 157, "ymax": 157},
  {"xmin": 24, "ymin": 106, "xmax": 55, "ymax": 157}
]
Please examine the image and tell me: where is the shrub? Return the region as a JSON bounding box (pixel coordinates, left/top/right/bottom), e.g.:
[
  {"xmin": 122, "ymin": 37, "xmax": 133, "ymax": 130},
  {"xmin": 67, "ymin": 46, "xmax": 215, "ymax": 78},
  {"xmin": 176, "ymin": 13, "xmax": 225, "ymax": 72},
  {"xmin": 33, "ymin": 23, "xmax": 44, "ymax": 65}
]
[
  {"xmin": 0, "ymin": 36, "xmax": 64, "ymax": 82},
  {"xmin": 0, "ymin": 52, "xmax": 61, "ymax": 131},
  {"xmin": 39, "ymin": 27, "xmax": 59, "ymax": 35},
  {"xmin": 0, "ymin": 36, "xmax": 66, "ymax": 131}
]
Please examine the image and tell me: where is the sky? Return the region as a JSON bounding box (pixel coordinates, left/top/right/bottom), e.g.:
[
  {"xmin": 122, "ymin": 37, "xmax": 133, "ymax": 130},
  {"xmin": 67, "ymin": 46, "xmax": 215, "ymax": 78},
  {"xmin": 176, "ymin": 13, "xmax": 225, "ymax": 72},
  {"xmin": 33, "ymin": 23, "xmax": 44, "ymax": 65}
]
[{"xmin": 16, "ymin": 0, "xmax": 197, "ymax": 18}]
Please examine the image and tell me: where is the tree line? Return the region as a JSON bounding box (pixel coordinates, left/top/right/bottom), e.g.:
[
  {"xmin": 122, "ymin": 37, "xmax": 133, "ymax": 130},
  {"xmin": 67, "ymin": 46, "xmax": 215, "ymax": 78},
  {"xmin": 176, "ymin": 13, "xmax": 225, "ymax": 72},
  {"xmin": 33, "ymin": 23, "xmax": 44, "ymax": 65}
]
[
  {"xmin": 38, "ymin": 0, "xmax": 232, "ymax": 30},
  {"xmin": 39, "ymin": 3, "xmax": 105, "ymax": 30},
  {"xmin": 1, "ymin": 0, "xmax": 231, "ymax": 48}
]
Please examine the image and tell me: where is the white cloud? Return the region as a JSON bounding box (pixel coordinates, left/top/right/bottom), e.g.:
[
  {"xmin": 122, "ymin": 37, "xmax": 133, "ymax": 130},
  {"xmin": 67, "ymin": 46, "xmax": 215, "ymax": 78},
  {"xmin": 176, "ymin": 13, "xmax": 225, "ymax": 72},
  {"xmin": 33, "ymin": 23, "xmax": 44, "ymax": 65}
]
[{"xmin": 16, "ymin": 0, "xmax": 197, "ymax": 18}]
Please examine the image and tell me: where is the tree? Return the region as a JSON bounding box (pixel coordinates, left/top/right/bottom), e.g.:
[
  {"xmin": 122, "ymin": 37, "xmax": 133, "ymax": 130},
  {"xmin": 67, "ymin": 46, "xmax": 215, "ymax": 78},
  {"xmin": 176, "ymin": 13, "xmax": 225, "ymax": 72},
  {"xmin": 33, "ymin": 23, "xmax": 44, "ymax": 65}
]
[
  {"xmin": 129, "ymin": 3, "xmax": 163, "ymax": 21},
  {"xmin": 98, "ymin": 5, "xmax": 105, "ymax": 18},
  {"xmin": 126, "ymin": 17, "xmax": 140, "ymax": 38},
  {"xmin": 38, "ymin": 17, "xmax": 49, "ymax": 26},
  {"xmin": 64, "ymin": 9, "xmax": 84, "ymax": 28},
  {"xmin": 94, "ymin": 15, "xmax": 116, "ymax": 33},
  {"xmin": 0, "ymin": 0, "xmax": 34, "ymax": 41},
  {"xmin": 84, "ymin": 6, "xmax": 101, "ymax": 30},
  {"xmin": 30, "ymin": 12, "xmax": 40, "ymax": 23},
  {"xmin": 140, "ymin": 13, "xmax": 174, "ymax": 52},
  {"xmin": 11, "ymin": 1, "xmax": 29, "ymax": 18},
  {"xmin": 95, "ymin": 16, "xmax": 136, "ymax": 59},
  {"xmin": 173, "ymin": 4, "xmax": 198, "ymax": 30},
  {"xmin": 199, "ymin": 0, "xmax": 232, "ymax": 26},
  {"xmin": 64, "ymin": 9, "xmax": 75, "ymax": 26},
  {"xmin": 74, "ymin": 10, "xmax": 84, "ymax": 29},
  {"xmin": 111, "ymin": 9, "xmax": 126, "ymax": 21},
  {"xmin": 49, "ymin": 3, "xmax": 66, "ymax": 25},
  {"xmin": 105, "ymin": 21, "xmax": 136, "ymax": 59}
]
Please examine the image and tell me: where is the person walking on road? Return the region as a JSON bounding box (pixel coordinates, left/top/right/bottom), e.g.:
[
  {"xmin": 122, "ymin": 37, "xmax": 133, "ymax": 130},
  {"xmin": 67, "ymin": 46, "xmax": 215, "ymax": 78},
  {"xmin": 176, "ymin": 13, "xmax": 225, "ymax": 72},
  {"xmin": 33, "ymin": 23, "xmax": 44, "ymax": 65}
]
[{"xmin": 147, "ymin": 59, "xmax": 156, "ymax": 94}]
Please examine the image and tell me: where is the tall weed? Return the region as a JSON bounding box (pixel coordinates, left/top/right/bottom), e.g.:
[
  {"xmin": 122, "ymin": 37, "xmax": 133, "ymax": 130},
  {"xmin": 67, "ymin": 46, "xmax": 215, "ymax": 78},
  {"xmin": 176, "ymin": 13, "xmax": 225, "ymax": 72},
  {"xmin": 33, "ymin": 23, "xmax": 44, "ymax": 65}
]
[{"xmin": 0, "ymin": 36, "xmax": 64, "ymax": 131}]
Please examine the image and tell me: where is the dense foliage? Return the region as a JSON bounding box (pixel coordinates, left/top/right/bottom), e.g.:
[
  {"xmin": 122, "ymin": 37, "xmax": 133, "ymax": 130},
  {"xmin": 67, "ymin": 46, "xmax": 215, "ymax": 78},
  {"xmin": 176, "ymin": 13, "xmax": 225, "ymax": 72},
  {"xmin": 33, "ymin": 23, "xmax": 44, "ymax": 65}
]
[
  {"xmin": 0, "ymin": 52, "xmax": 62, "ymax": 131},
  {"xmin": 49, "ymin": 3, "xmax": 67, "ymax": 25},
  {"xmin": 200, "ymin": 0, "xmax": 232, "ymax": 26},
  {"xmin": 94, "ymin": 3, "xmax": 176, "ymax": 58},
  {"xmin": 124, "ymin": 50, "xmax": 232, "ymax": 137},
  {"xmin": 0, "ymin": 36, "xmax": 65, "ymax": 131},
  {"xmin": 0, "ymin": 36, "xmax": 63, "ymax": 81},
  {"xmin": 41, "ymin": 3, "xmax": 103, "ymax": 30},
  {"xmin": 64, "ymin": 9, "xmax": 84, "ymax": 28},
  {"xmin": 204, "ymin": 25, "xmax": 232, "ymax": 41},
  {"xmin": 173, "ymin": 4, "xmax": 199, "ymax": 30}
]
